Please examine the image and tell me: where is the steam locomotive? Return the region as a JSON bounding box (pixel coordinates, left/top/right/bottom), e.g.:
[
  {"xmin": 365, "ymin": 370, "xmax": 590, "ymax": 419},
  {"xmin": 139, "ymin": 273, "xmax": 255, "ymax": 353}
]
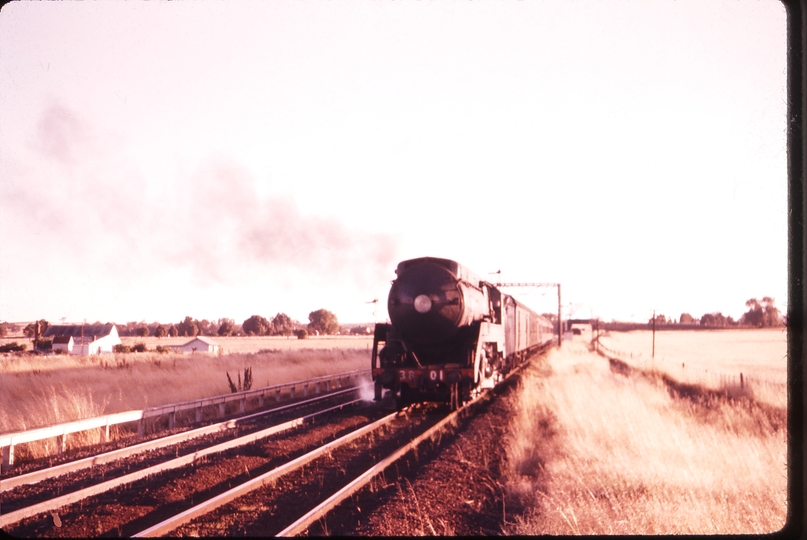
[{"xmin": 371, "ymin": 257, "xmax": 555, "ymax": 409}]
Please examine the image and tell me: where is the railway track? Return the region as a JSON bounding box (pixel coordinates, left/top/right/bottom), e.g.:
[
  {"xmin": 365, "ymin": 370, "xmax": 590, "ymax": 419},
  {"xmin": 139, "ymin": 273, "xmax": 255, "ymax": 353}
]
[
  {"xmin": 151, "ymin": 360, "xmax": 531, "ymax": 538},
  {"xmin": 0, "ymin": 385, "xmax": 376, "ymax": 535},
  {"xmin": 2, "ymin": 358, "xmax": 532, "ymax": 537}
]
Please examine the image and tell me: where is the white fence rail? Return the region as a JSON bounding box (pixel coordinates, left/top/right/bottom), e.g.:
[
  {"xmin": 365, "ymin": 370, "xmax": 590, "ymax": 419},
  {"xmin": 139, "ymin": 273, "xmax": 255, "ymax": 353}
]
[{"xmin": 1, "ymin": 368, "xmax": 370, "ymax": 471}]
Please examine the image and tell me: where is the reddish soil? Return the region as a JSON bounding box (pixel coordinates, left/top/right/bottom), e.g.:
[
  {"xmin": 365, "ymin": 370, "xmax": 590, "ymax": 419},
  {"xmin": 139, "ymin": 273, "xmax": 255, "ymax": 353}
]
[
  {"xmin": 3, "ymin": 404, "xmax": 388, "ymax": 537},
  {"xmin": 169, "ymin": 410, "xmax": 444, "ymax": 537},
  {"xmin": 323, "ymin": 369, "xmax": 534, "ymax": 536},
  {"xmin": 3, "ymin": 357, "xmax": 546, "ymax": 537}
]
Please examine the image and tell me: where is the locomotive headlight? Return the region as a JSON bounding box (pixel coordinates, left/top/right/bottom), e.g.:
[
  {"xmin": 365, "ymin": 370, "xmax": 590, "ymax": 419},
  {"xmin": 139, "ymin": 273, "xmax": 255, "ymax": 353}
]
[{"xmin": 414, "ymin": 294, "xmax": 432, "ymax": 313}]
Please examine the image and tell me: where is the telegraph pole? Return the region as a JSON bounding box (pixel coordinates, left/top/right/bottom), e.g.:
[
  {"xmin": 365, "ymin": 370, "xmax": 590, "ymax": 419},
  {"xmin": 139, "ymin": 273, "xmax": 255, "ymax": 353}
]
[{"xmin": 557, "ymin": 283, "xmax": 562, "ymax": 346}]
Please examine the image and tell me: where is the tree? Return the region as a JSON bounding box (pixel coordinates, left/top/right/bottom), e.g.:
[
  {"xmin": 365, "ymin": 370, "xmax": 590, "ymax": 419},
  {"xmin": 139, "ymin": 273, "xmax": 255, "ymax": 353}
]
[
  {"xmin": 242, "ymin": 315, "xmax": 270, "ymax": 336},
  {"xmin": 679, "ymin": 313, "xmax": 696, "ymax": 324},
  {"xmin": 197, "ymin": 319, "xmax": 217, "ymax": 336},
  {"xmin": 308, "ymin": 309, "xmax": 339, "ymax": 335},
  {"xmin": 741, "ymin": 297, "xmax": 781, "ymax": 327},
  {"xmin": 154, "ymin": 325, "xmax": 167, "ymax": 338},
  {"xmin": 648, "ymin": 314, "xmax": 667, "ymax": 325},
  {"xmin": 0, "ymin": 324, "xmax": 6, "ymax": 338},
  {"xmin": 23, "ymin": 319, "xmax": 49, "ymax": 338},
  {"xmin": 177, "ymin": 316, "xmax": 199, "ymax": 337},
  {"xmin": 271, "ymin": 313, "xmax": 293, "ymax": 336},
  {"xmin": 700, "ymin": 312, "xmax": 730, "ymax": 327},
  {"xmin": 136, "ymin": 326, "xmax": 150, "ymax": 337},
  {"xmin": 217, "ymin": 318, "xmax": 235, "ymax": 336},
  {"xmin": 168, "ymin": 325, "xmax": 178, "ymax": 337}
]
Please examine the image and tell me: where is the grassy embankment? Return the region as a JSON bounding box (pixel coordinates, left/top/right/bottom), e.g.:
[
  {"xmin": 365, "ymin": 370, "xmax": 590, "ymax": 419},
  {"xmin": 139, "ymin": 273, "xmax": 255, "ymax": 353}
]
[
  {"xmin": 597, "ymin": 328, "xmax": 786, "ymax": 407},
  {"xmin": 0, "ymin": 336, "xmax": 372, "ymax": 460},
  {"xmin": 503, "ymin": 333, "xmax": 787, "ymax": 534}
]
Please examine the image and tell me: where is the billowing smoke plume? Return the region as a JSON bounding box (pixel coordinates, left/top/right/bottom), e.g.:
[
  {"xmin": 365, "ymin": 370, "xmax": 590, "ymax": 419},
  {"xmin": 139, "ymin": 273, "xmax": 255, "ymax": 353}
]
[{"xmin": 5, "ymin": 104, "xmax": 399, "ymax": 294}]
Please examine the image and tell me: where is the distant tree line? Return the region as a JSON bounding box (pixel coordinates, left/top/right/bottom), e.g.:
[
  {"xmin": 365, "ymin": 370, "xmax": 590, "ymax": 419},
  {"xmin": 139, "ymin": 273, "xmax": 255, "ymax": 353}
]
[
  {"xmin": 113, "ymin": 318, "xmax": 239, "ymax": 338},
  {"xmin": 5, "ymin": 310, "xmax": 352, "ymax": 342},
  {"xmin": 0, "ymin": 322, "xmax": 20, "ymax": 338},
  {"xmin": 652, "ymin": 297, "xmax": 783, "ymax": 328},
  {"xmin": 114, "ymin": 309, "xmax": 344, "ymax": 339}
]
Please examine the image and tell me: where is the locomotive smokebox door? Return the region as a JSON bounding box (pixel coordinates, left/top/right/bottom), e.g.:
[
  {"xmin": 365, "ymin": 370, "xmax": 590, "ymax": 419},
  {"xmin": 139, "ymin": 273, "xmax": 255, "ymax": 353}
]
[{"xmin": 387, "ymin": 258, "xmax": 488, "ymax": 345}]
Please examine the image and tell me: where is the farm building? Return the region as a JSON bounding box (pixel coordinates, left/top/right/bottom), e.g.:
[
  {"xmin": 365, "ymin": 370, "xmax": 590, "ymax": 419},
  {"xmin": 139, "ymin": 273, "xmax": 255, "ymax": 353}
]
[
  {"xmin": 51, "ymin": 336, "xmax": 74, "ymax": 353},
  {"xmin": 173, "ymin": 336, "xmax": 220, "ymax": 354},
  {"xmin": 44, "ymin": 324, "xmax": 121, "ymax": 355}
]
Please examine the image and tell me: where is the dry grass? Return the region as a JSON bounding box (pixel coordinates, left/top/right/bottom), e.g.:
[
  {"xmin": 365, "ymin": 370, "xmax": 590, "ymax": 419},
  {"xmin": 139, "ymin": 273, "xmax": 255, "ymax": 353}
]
[
  {"xmin": 597, "ymin": 328, "xmax": 786, "ymax": 381},
  {"xmin": 7, "ymin": 385, "xmax": 114, "ymax": 460},
  {"xmin": 597, "ymin": 328, "xmax": 787, "ymax": 407},
  {"xmin": 0, "ymin": 347, "xmax": 369, "ymax": 435},
  {"xmin": 503, "ymin": 341, "xmax": 787, "ymax": 535}
]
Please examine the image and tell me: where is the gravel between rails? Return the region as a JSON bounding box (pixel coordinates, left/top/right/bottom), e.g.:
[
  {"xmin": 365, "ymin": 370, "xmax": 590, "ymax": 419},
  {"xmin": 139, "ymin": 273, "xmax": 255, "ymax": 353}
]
[
  {"xmin": 2, "ymin": 402, "xmax": 389, "ymax": 538},
  {"xmin": 0, "ymin": 392, "xmax": 361, "ymax": 513},
  {"xmin": 167, "ymin": 405, "xmax": 446, "ymax": 537},
  {"xmin": 324, "ymin": 357, "xmax": 542, "ymax": 536}
]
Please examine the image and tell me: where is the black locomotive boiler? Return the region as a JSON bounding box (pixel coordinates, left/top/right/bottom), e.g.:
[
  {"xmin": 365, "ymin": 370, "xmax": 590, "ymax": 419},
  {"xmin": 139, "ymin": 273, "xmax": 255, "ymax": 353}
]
[{"xmin": 371, "ymin": 257, "xmax": 554, "ymax": 409}]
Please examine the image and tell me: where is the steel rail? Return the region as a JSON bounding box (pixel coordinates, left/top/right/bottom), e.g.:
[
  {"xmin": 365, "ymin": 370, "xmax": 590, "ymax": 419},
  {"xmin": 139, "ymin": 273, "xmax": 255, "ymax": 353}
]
[
  {"xmin": 132, "ymin": 353, "xmax": 537, "ymax": 537},
  {"xmin": 1, "ymin": 368, "xmax": 370, "ymax": 470},
  {"xmin": 131, "ymin": 411, "xmax": 401, "ymax": 537},
  {"xmin": 278, "ymin": 352, "xmax": 535, "ymax": 536},
  {"xmin": 0, "ymin": 396, "xmax": 367, "ymax": 529},
  {"xmin": 0, "ymin": 384, "xmax": 369, "ymax": 493}
]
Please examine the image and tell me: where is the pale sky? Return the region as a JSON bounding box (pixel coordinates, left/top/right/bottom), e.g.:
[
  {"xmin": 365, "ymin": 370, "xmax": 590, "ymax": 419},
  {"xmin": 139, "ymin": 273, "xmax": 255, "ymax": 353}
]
[{"xmin": 0, "ymin": 0, "xmax": 788, "ymax": 326}]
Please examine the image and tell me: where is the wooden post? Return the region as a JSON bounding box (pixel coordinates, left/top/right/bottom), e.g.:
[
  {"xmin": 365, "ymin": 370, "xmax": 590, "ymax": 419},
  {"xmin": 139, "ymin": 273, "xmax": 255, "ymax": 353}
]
[
  {"xmin": 138, "ymin": 419, "xmax": 145, "ymax": 437},
  {"xmin": 304, "ymin": 384, "xmax": 308, "ymax": 398},
  {"xmin": 196, "ymin": 407, "xmax": 203, "ymax": 423},
  {"xmin": 290, "ymin": 386, "xmax": 295, "ymax": 400},
  {"xmin": 315, "ymin": 381, "xmax": 320, "ymax": 395},
  {"xmin": 259, "ymin": 394, "xmax": 265, "ymax": 407},
  {"xmin": 57, "ymin": 433, "xmax": 67, "ymax": 454},
  {"xmin": 240, "ymin": 398, "xmax": 246, "ymax": 413},
  {"xmin": 326, "ymin": 380, "xmax": 331, "ymax": 392},
  {"xmin": 2, "ymin": 445, "xmax": 14, "ymax": 471},
  {"xmin": 219, "ymin": 403, "xmax": 226, "ymax": 418},
  {"xmin": 276, "ymin": 388, "xmax": 281, "ymax": 403}
]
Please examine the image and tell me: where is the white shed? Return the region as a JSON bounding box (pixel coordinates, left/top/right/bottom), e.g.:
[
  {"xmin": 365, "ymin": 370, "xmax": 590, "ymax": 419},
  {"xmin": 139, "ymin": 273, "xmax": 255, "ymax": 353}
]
[
  {"xmin": 174, "ymin": 336, "xmax": 220, "ymax": 354},
  {"xmin": 44, "ymin": 324, "xmax": 121, "ymax": 355},
  {"xmin": 52, "ymin": 336, "xmax": 74, "ymax": 354}
]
